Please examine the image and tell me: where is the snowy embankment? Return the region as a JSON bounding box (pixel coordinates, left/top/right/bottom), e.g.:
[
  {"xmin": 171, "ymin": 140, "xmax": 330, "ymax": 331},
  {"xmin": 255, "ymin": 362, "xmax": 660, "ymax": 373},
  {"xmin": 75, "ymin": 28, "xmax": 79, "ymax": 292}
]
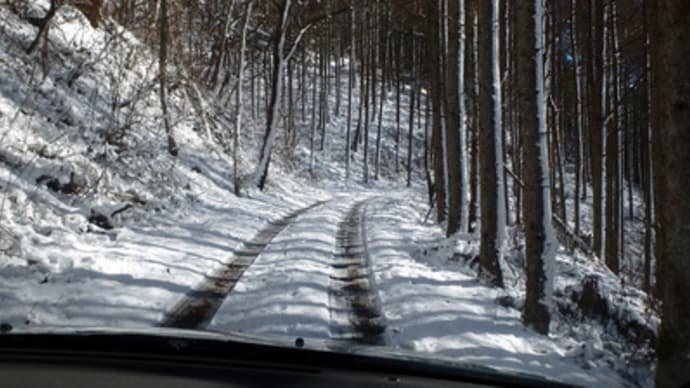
[
  {"xmin": 0, "ymin": 2, "xmax": 328, "ymax": 329},
  {"xmin": 364, "ymin": 195, "xmax": 645, "ymax": 387}
]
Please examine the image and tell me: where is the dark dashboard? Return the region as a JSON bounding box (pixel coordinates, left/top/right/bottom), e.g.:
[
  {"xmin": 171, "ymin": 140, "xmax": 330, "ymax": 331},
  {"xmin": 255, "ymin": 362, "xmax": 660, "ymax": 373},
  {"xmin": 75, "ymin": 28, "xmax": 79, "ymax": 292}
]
[{"xmin": 0, "ymin": 330, "xmax": 574, "ymax": 387}]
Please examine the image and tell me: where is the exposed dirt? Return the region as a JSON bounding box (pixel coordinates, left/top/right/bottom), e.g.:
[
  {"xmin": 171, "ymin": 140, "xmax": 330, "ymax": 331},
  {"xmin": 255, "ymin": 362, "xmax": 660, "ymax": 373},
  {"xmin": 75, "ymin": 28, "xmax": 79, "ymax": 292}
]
[{"xmin": 329, "ymin": 199, "xmax": 386, "ymax": 345}]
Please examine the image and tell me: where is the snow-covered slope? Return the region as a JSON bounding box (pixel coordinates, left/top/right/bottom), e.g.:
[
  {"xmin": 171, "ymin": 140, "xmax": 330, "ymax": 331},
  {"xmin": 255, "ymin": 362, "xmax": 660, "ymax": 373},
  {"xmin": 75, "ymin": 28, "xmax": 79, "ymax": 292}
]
[{"xmin": 0, "ymin": 0, "xmax": 329, "ymax": 328}]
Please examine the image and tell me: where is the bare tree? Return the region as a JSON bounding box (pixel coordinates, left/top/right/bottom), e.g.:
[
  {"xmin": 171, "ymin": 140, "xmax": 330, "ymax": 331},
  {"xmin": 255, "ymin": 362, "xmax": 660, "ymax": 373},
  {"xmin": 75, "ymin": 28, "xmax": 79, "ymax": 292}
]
[
  {"xmin": 428, "ymin": 0, "xmax": 447, "ymax": 223},
  {"xmin": 254, "ymin": 0, "xmax": 310, "ymax": 189},
  {"xmin": 234, "ymin": 1, "xmax": 254, "ymax": 195},
  {"xmin": 158, "ymin": 0, "xmax": 178, "ymax": 157}
]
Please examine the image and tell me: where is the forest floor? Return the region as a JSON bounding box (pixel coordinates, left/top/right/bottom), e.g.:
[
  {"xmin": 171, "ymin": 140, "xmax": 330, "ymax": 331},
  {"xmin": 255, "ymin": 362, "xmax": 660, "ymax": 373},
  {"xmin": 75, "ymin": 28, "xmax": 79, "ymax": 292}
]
[{"xmin": 0, "ymin": 2, "xmax": 656, "ymax": 387}]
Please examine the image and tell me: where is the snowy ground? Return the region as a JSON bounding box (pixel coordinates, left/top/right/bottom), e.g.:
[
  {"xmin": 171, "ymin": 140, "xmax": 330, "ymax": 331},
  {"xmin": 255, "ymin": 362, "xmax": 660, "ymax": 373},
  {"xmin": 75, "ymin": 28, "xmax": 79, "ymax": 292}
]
[{"xmin": 0, "ymin": 3, "xmax": 656, "ymax": 387}]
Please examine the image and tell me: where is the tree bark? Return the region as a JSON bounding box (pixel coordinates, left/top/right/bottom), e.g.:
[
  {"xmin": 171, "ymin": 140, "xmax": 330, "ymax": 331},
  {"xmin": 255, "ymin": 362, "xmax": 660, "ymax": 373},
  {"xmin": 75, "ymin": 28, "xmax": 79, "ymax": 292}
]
[
  {"xmin": 444, "ymin": 0, "xmax": 469, "ymax": 236},
  {"xmin": 428, "ymin": 0, "xmax": 447, "ymax": 223},
  {"xmin": 652, "ymin": 1, "xmax": 690, "ymax": 386},
  {"xmin": 255, "ymin": 0, "xmax": 292, "ymax": 190},
  {"xmin": 234, "ymin": 1, "xmax": 253, "ymax": 195},
  {"xmin": 346, "ymin": 3, "xmax": 355, "ymax": 179},
  {"xmin": 26, "ymin": 0, "xmax": 60, "ymax": 55},
  {"xmin": 158, "ymin": 0, "xmax": 178, "ymax": 157},
  {"xmin": 588, "ymin": 0, "xmax": 605, "ymax": 258},
  {"xmin": 517, "ymin": 0, "xmax": 556, "ymax": 335},
  {"xmin": 477, "ymin": 0, "xmax": 505, "ymax": 287},
  {"xmin": 570, "ymin": 0, "xmax": 584, "ymax": 236}
]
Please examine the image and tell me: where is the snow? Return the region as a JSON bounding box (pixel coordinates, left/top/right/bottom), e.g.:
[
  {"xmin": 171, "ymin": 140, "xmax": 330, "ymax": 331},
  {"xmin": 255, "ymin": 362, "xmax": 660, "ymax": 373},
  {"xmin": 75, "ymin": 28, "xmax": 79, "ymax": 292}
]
[
  {"xmin": 364, "ymin": 197, "xmax": 625, "ymax": 387},
  {"xmin": 0, "ymin": 3, "xmax": 656, "ymax": 387}
]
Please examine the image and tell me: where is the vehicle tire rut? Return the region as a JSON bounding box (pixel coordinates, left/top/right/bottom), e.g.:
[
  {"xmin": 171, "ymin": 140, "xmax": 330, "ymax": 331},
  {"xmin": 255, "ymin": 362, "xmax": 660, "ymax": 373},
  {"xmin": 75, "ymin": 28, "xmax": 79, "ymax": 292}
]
[
  {"xmin": 159, "ymin": 200, "xmax": 329, "ymax": 329},
  {"xmin": 329, "ymin": 199, "xmax": 386, "ymax": 345}
]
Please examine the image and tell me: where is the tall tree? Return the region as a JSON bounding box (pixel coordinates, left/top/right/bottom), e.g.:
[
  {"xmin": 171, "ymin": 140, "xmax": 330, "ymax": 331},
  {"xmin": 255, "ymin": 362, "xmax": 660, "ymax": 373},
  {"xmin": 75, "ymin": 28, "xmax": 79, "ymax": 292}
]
[
  {"xmin": 588, "ymin": 0, "xmax": 605, "ymax": 258},
  {"xmin": 477, "ymin": 0, "xmax": 505, "ymax": 287},
  {"xmin": 234, "ymin": 1, "xmax": 254, "ymax": 195},
  {"xmin": 517, "ymin": 0, "xmax": 556, "ymax": 335},
  {"xmin": 570, "ymin": 0, "xmax": 584, "ymax": 236},
  {"xmin": 444, "ymin": 0, "xmax": 469, "ymax": 236},
  {"xmin": 254, "ymin": 0, "xmax": 310, "ymax": 189},
  {"xmin": 345, "ymin": 3, "xmax": 355, "ymax": 179},
  {"xmin": 604, "ymin": 0, "xmax": 620, "ymax": 275},
  {"xmin": 428, "ymin": 0, "xmax": 447, "ymax": 223},
  {"xmin": 255, "ymin": 0, "xmax": 292, "ymax": 189},
  {"xmin": 652, "ymin": 1, "xmax": 690, "ymax": 386},
  {"xmin": 158, "ymin": 0, "xmax": 178, "ymax": 157},
  {"xmin": 466, "ymin": 0, "xmax": 480, "ymax": 231}
]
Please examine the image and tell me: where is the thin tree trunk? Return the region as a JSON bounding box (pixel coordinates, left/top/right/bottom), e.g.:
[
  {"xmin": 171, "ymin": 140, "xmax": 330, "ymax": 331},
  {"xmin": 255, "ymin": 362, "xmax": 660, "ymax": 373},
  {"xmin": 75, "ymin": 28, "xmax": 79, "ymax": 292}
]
[
  {"xmin": 604, "ymin": 0, "xmax": 619, "ymax": 275},
  {"xmin": 444, "ymin": 0, "xmax": 468, "ymax": 235},
  {"xmin": 26, "ymin": 0, "xmax": 59, "ymax": 55},
  {"xmin": 642, "ymin": 1, "xmax": 654, "ymax": 293},
  {"xmin": 375, "ymin": 23, "xmax": 387, "ymax": 180},
  {"xmin": 395, "ymin": 35, "xmax": 401, "ymax": 174},
  {"xmin": 158, "ymin": 0, "xmax": 178, "ymax": 157},
  {"xmin": 477, "ymin": 0, "xmax": 505, "ymax": 287},
  {"xmin": 589, "ymin": 0, "xmax": 605, "ymax": 258},
  {"xmin": 466, "ymin": 0, "xmax": 479, "ymax": 232},
  {"xmin": 571, "ymin": 0, "xmax": 583, "ymax": 236},
  {"xmin": 407, "ymin": 83, "xmax": 416, "ymax": 187},
  {"xmin": 255, "ymin": 0, "xmax": 292, "ymax": 189},
  {"xmin": 234, "ymin": 1, "xmax": 253, "ymax": 195},
  {"xmin": 362, "ymin": 9, "xmax": 371, "ymax": 183},
  {"xmin": 346, "ymin": 3, "xmax": 355, "ymax": 179},
  {"xmin": 429, "ymin": 0, "xmax": 446, "ymax": 223},
  {"xmin": 310, "ymin": 50, "xmax": 318, "ymax": 172}
]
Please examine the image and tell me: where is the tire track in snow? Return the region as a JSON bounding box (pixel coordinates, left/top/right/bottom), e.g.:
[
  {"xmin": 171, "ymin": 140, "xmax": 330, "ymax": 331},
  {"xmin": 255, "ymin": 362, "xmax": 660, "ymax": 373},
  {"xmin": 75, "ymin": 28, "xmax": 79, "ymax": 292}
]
[
  {"xmin": 329, "ymin": 198, "xmax": 387, "ymax": 345},
  {"xmin": 159, "ymin": 200, "xmax": 329, "ymax": 329}
]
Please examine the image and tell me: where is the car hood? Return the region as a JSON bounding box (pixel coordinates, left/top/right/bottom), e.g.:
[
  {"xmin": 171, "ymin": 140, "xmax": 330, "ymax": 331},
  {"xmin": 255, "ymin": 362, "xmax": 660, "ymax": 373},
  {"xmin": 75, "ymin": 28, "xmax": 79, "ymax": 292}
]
[{"xmin": 0, "ymin": 325, "xmax": 575, "ymax": 387}]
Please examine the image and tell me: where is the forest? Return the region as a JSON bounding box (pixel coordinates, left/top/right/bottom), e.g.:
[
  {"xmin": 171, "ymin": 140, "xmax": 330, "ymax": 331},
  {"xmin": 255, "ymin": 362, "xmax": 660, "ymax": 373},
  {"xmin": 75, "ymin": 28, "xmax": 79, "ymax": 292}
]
[{"xmin": 0, "ymin": 0, "xmax": 688, "ymax": 386}]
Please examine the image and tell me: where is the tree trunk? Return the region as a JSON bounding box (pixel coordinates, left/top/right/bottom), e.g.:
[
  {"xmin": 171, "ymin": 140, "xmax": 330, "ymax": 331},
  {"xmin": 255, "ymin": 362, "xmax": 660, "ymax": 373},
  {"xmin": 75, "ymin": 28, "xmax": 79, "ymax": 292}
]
[
  {"xmin": 466, "ymin": 0, "xmax": 479, "ymax": 232},
  {"xmin": 255, "ymin": 0, "xmax": 292, "ymax": 190},
  {"xmin": 477, "ymin": 0, "xmax": 505, "ymax": 287},
  {"xmin": 362, "ymin": 9, "xmax": 371, "ymax": 183},
  {"xmin": 518, "ymin": 0, "xmax": 555, "ymax": 335},
  {"xmin": 407, "ymin": 83, "xmax": 416, "ymax": 187},
  {"xmin": 653, "ymin": 1, "xmax": 690, "ymax": 386},
  {"xmin": 346, "ymin": 3, "xmax": 355, "ymax": 179},
  {"xmin": 234, "ymin": 1, "xmax": 253, "ymax": 195},
  {"xmin": 604, "ymin": 1, "xmax": 619, "ymax": 275},
  {"xmin": 158, "ymin": 0, "xmax": 178, "ymax": 157},
  {"xmin": 395, "ymin": 36, "xmax": 401, "ymax": 174},
  {"xmin": 444, "ymin": 0, "xmax": 469, "ymax": 236},
  {"xmin": 642, "ymin": 2, "xmax": 654, "ymax": 293},
  {"xmin": 374, "ymin": 22, "xmax": 387, "ymax": 180},
  {"xmin": 428, "ymin": 0, "xmax": 446, "ymax": 223},
  {"xmin": 571, "ymin": 0, "xmax": 583, "ymax": 236},
  {"xmin": 26, "ymin": 0, "xmax": 60, "ymax": 55},
  {"xmin": 588, "ymin": 0, "xmax": 605, "ymax": 258}
]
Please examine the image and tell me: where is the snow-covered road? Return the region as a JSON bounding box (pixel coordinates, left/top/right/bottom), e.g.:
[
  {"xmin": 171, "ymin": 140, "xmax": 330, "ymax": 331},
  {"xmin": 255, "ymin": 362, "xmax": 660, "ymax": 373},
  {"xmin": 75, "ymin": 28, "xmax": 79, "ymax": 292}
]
[
  {"xmin": 196, "ymin": 193, "xmax": 622, "ymax": 386},
  {"xmin": 160, "ymin": 199, "xmax": 329, "ymax": 329},
  {"xmin": 206, "ymin": 196, "xmax": 382, "ymax": 345}
]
